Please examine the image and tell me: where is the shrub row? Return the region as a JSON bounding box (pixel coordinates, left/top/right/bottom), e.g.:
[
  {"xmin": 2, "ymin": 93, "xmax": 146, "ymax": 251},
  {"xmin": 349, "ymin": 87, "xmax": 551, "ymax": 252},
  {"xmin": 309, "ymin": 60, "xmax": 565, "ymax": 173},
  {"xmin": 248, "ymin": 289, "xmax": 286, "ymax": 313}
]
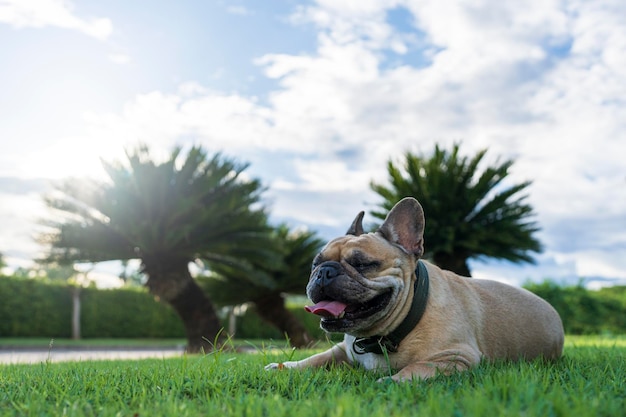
[
  {"xmin": 0, "ymin": 276, "xmax": 325, "ymax": 340},
  {"xmin": 2, "ymin": 276, "xmax": 625, "ymax": 340},
  {"xmin": 80, "ymin": 286, "xmax": 185, "ymax": 338},
  {"xmin": 0, "ymin": 277, "xmax": 73, "ymax": 338},
  {"xmin": 524, "ymin": 281, "xmax": 626, "ymax": 335},
  {"xmin": 0, "ymin": 276, "xmax": 184, "ymax": 338}
]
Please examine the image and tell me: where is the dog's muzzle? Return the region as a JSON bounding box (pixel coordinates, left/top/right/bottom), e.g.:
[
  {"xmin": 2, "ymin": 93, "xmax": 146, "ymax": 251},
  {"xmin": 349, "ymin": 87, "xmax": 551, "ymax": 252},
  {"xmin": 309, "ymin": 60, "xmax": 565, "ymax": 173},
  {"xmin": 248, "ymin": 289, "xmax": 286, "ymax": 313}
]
[{"xmin": 314, "ymin": 261, "xmax": 342, "ymax": 291}]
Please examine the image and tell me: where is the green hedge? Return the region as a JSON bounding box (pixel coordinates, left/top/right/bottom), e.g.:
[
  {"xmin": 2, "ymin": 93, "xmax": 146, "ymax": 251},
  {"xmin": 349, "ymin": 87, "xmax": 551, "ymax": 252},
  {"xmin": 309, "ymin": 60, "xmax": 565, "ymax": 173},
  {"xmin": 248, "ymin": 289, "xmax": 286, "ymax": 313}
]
[
  {"xmin": 524, "ymin": 281, "xmax": 626, "ymax": 335},
  {"xmin": 2, "ymin": 276, "xmax": 625, "ymax": 341},
  {"xmin": 80, "ymin": 287, "xmax": 184, "ymax": 338},
  {"xmin": 0, "ymin": 277, "xmax": 72, "ymax": 338},
  {"xmin": 0, "ymin": 276, "xmax": 322, "ymax": 341},
  {"xmin": 0, "ymin": 276, "xmax": 183, "ymax": 339}
]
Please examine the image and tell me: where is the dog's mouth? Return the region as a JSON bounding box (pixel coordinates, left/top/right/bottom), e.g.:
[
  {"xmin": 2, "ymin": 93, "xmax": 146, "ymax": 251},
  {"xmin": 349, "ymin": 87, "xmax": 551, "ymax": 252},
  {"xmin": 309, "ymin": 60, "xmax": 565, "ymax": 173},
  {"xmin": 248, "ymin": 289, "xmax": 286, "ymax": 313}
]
[{"xmin": 305, "ymin": 291, "xmax": 392, "ymax": 322}]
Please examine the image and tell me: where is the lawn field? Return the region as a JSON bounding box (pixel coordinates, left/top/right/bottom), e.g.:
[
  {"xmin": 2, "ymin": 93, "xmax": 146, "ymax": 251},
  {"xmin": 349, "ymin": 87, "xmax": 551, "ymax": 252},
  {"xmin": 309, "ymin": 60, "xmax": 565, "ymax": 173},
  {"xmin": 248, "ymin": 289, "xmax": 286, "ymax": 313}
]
[{"xmin": 0, "ymin": 335, "xmax": 624, "ymax": 417}]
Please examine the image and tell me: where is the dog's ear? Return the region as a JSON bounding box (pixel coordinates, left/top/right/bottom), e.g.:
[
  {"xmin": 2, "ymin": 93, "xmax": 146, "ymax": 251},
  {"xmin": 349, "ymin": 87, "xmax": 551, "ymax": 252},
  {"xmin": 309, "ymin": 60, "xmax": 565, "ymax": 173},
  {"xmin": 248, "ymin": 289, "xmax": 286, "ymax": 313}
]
[
  {"xmin": 346, "ymin": 211, "xmax": 365, "ymax": 236},
  {"xmin": 377, "ymin": 197, "xmax": 425, "ymax": 257}
]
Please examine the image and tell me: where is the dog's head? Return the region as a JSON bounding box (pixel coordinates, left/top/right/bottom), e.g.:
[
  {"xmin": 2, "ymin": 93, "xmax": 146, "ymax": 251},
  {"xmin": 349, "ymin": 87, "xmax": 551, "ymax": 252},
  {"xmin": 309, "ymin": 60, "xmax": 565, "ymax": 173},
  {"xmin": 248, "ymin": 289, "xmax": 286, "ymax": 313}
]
[{"xmin": 305, "ymin": 197, "xmax": 425, "ymax": 337}]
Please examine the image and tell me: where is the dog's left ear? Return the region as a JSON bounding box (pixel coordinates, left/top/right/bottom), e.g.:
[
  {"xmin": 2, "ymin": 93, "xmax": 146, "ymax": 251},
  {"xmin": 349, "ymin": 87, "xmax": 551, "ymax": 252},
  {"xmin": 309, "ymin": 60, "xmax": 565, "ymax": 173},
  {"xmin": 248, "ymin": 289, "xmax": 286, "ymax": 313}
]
[
  {"xmin": 346, "ymin": 211, "xmax": 365, "ymax": 236},
  {"xmin": 378, "ymin": 197, "xmax": 425, "ymax": 257}
]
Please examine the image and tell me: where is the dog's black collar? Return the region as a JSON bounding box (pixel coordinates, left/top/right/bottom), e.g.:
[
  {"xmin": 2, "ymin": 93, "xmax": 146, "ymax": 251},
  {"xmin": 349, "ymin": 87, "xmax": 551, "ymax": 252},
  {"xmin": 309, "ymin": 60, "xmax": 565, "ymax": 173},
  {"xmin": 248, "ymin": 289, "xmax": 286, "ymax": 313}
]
[{"xmin": 353, "ymin": 260, "xmax": 429, "ymax": 355}]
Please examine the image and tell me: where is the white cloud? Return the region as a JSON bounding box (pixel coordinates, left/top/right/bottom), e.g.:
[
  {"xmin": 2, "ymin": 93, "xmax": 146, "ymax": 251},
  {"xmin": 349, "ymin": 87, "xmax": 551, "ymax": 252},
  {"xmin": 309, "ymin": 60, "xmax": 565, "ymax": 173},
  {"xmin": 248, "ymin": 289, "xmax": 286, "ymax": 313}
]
[
  {"xmin": 0, "ymin": 0, "xmax": 112, "ymax": 40},
  {"xmin": 0, "ymin": 191, "xmax": 49, "ymax": 268},
  {"xmin": 75, "ymin": 0, "xmax": 626, "ymax": 284},
  {"xmin": 108, "ymin": 53, "xmax": 130, "ymax": 64},
  {"xmin": 86, "ymin": 88, "xmax": 275, "ymax": 155},
  {"xmin": 273, "ymin": 159, "xmax": 373, "ymax": 193}
]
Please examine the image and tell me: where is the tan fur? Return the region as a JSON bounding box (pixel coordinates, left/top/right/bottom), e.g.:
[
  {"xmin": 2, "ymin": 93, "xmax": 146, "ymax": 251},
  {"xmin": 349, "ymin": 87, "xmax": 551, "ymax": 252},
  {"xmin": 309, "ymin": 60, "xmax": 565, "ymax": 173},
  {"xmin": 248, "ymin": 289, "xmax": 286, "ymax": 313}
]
[{"xmin": 266, "ymin": 198, "xmax": 564, "ymax": 382}]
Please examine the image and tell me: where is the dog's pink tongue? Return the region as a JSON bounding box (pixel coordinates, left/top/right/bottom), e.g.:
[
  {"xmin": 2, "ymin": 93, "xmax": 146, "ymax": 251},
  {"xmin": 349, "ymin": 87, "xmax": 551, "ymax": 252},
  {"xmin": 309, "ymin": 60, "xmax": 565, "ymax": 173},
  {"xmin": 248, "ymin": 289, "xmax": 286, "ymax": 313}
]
[{"xmin": 304, "ymin": 301, "xmax": 347, "ymax": 318}]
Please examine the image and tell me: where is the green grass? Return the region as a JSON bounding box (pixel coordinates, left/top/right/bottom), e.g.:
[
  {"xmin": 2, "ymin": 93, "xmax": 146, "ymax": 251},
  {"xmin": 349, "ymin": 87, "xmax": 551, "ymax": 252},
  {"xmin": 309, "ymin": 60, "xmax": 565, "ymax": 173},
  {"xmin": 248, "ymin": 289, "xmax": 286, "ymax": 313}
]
[{"xmin": 1, "ymin": 335, "xmax": 625, "ymax": 417}]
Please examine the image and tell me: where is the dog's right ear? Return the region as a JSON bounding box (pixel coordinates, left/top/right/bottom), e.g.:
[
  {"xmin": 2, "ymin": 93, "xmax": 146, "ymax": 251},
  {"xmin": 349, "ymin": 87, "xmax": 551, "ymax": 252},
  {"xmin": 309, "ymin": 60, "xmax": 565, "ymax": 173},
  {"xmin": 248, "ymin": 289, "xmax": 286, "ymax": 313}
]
[
  {"xmin": 377, "ymin": 197, "xmax": 425, "ymax": 258},
  {"xmin": 346, "ymin": 211, "xmax": 365, "ymax": 236}
]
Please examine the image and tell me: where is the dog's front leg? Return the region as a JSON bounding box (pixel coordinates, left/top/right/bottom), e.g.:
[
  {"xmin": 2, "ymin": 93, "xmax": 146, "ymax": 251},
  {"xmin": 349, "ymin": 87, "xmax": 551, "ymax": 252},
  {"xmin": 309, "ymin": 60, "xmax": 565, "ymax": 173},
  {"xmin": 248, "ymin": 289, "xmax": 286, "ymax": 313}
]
[
  {"xmin": 385, "ymin": 349, "xmax": 480, "ymax": 382},
  {"xmin": 265, "ymin": 342, "xmax": 350, "ymax": 370},
  {"xmin": 387, "ymin": 360, "xmax": 467, "ymax": 382}
]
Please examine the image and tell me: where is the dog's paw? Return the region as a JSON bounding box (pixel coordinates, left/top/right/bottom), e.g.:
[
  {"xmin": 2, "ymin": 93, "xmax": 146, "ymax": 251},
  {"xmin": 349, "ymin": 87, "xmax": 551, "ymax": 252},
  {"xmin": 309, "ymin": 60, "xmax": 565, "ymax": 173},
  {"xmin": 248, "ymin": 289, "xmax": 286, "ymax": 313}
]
[{"xmin": 264, "ymin": 361, "xmax": 299, "ymax": 370}]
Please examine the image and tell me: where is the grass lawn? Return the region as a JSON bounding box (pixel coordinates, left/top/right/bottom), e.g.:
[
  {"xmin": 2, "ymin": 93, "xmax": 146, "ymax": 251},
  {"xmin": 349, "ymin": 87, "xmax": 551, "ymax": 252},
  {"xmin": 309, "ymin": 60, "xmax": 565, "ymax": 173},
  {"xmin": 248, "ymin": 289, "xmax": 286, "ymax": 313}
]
[{"xmin": 0, "ymin": 335, "xmax": 624, "ymax": 417}]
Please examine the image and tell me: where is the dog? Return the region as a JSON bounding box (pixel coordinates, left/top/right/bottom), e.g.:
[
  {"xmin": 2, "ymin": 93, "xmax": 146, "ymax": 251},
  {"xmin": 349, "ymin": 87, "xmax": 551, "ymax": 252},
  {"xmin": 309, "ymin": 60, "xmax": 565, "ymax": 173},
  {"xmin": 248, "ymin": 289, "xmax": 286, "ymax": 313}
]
[{"xmin": 266, "ymin": 197, "xmax": 564, "ymax": 381}]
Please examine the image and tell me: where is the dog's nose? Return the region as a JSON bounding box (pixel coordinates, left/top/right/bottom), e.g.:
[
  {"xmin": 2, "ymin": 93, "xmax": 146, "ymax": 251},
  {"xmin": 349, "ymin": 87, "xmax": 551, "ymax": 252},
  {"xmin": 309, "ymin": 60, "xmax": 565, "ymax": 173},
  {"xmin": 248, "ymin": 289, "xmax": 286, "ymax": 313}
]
[{"xmin": 315, "ymin": 262, "xmax": 341, "ymax": 288}]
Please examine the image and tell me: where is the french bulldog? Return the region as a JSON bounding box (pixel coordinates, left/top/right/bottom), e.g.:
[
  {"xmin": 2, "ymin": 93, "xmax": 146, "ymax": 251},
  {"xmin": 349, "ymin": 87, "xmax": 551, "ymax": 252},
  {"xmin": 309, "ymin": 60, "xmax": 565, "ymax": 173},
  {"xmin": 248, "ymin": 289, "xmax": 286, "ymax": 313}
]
[{"xmin": 266, "ymin": 197, "xmax": 564, "ymax": 382}]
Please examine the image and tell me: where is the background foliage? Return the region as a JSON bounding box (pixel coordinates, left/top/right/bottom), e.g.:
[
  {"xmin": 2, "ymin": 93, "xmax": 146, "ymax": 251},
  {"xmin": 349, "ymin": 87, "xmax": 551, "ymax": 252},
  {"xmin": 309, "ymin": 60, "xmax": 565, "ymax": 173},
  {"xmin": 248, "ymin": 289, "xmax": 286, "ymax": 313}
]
[
  {"xmin": 0, "ymin": 276, "xmax": 183, "ymax": 338},
  {"xmin": 1, "ymin": 276, "xmax": 625, "ymax": 339},
  {"xmin": 0, "ymin": 277, "xmax": 72, "ymax": 338},
  {"xmin": 0, "ymin": 276, "xmax": 329, "ymax": 340},
  {"xmin": 525, "ymin": 281, "xmax": 626, "ymax": 335},
  {"xmin": 370, "ymin": 144, "xmax": 542, "ymax": 276},
  {"xmin": 79, "ymin": 287, "xmax": 185, "ymax": 338}
]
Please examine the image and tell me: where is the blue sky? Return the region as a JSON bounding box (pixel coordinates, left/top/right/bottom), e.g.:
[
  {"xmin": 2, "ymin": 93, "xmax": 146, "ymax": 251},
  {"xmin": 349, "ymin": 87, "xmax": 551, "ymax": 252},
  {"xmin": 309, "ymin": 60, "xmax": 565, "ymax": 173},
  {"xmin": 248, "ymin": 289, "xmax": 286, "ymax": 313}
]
[{"xmin": 0, "ymin": 0, "xmax": 625, "ymax": 288}]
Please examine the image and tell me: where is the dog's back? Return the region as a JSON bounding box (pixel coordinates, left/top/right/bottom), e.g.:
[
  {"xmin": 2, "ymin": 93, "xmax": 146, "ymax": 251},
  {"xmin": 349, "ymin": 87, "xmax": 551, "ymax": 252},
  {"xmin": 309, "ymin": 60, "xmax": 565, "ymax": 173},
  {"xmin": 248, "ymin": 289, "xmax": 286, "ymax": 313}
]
[
  {"xmin": 470, "ymin": 278, "xmax": 564, "ymax": 360},
  {"xmin": 432, "ymin": 264, "xmax": 564, "ymax": 362}
]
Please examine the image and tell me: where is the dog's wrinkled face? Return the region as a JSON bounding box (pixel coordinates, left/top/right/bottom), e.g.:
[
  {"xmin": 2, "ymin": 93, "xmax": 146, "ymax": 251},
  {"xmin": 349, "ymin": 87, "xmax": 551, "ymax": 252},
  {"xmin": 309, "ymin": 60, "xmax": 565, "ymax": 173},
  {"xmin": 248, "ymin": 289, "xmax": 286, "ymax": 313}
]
[
  {"xmin": 305, "ymin": 198, "xmax": 426, "ymax": 337},
  {"xmin": 306, "ymin": 234, "xmax": 413, "ymax": 335}
]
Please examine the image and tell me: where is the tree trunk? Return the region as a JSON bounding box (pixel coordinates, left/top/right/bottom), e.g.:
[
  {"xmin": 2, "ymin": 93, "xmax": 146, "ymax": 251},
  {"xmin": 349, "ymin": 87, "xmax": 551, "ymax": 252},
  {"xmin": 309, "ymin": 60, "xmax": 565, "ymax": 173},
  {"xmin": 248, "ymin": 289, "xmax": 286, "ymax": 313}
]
[
  {"xmin": 254, "ymin": 293, "xmax": 312, "ymax": 348},
  {"xmin": 227, "ymin": 307, "xmax": 237, "ymax": 336},
  {"xmin": 145, "ymin": 260, "xmax": 224, "ymax": 353},
  {"xmin": 432, "ymin": 253, "xmax": 472, "ymax": 277},
  {"xmin": 71, "ymin": 286, "xmax": 81, "ymax": 340}
]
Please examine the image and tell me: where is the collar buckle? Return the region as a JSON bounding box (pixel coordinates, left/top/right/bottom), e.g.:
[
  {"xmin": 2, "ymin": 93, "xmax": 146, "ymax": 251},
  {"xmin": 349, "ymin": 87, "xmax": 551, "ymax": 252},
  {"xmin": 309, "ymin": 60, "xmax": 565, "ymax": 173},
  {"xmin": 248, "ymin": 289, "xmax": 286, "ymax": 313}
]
[{"xmin": 353, "ymin": 336, "xmax": 399, "ymax": 355}]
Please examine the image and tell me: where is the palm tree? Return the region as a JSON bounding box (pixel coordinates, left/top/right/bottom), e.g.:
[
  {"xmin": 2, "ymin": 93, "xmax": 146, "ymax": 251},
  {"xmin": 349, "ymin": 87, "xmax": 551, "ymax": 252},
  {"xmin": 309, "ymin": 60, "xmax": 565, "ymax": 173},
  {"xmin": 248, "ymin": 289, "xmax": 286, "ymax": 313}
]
[
  {"xmin": 370, "ymin": 143, "xmax": 542, "ymax": 276},
  {"xmin": 201, "ymin": 224, "xmax": 324, "ymax": 348},
  {"xmin": 39, "ymin": 145, "xmax": 277, "ymax": 352}
]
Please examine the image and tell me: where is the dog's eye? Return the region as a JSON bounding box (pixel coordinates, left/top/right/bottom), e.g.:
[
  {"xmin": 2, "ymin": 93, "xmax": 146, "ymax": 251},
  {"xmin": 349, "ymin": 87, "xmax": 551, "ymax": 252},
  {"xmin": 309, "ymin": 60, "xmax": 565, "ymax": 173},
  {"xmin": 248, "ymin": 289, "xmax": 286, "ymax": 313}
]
[
  {"xmin": 351, "ymin": 260, "xmax": 380, "ymax": 271},
  {"xmin": 347, "ymin": 252, "xmax": 380, "ymax": 272}
]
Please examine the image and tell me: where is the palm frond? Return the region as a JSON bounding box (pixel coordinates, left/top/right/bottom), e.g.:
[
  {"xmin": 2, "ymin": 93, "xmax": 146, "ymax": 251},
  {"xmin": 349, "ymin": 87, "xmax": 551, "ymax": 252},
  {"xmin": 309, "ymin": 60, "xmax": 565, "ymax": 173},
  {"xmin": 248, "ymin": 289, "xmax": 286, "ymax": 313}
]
[
  {"xmin": 370, "ymin": 142, "xmax": 542, "ymax": 270},
  {"xmin": 39, "ymin": 144, "xmax": 275, "ymax": 275}
]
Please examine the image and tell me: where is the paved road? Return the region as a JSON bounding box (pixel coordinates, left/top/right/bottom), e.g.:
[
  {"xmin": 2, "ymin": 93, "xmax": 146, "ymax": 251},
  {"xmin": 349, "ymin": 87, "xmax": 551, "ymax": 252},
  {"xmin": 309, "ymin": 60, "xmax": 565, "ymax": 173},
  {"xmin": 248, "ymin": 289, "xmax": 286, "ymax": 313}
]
[{"xmin": 0, "ymin": 347, "xmax": 185, "ymax": 364}]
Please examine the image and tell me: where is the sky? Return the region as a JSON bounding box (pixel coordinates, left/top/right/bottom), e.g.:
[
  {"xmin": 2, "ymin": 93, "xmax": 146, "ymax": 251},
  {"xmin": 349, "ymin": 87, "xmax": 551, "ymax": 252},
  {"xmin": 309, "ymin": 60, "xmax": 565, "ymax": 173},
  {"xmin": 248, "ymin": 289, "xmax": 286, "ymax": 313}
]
[{"xmin": 0, "ymin": 0, "xmax": 625, "ymax": 289}]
